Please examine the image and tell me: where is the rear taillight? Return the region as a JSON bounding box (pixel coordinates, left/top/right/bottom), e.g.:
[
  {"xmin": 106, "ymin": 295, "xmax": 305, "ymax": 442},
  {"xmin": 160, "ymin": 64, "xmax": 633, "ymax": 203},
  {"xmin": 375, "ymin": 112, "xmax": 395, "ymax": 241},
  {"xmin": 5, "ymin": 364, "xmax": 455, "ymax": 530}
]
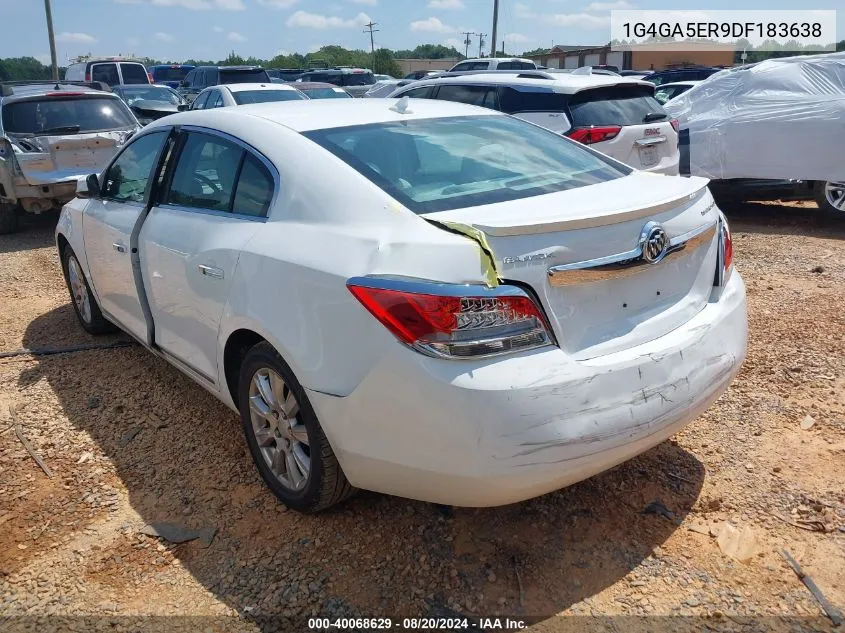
[
  {"xmin": 717, "ymin": 214, "xmax": 734, "ymax": 286},
  {"xmin": 670, "ymin": 118, "xmax": 679, "ymax": 132},
  {"xmin": 347, "ymin": 278, "xmax": 552, "ymax": 359},
  {"xmin": 84, "ymin": 72, "xmax": 91, "ymax": 82},
  {"xmin": 148, "ymin": 73, "xmax": 154, "ymax": 83},
  {"xmin": 566, "ymin": 125, "xmax": 621, "ymax": 145}
]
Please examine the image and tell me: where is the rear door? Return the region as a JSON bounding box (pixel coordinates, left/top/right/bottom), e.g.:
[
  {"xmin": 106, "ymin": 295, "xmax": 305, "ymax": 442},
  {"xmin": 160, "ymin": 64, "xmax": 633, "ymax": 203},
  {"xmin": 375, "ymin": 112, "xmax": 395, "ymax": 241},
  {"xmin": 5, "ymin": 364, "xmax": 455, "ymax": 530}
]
[
  {"xmin": 91, "ymin": 63, "xmax": 119, "ymax": 87},
  {"xmin": 139, "ymin": 129, "xmax": 271, "ymax": 381},
  {"xmin": 568, "ymin": 84, "xmax": 679, "ymax": 174},
  {"xmin": 119, "ymin": 63, "xmax": 150, "ymax": 85},
  {"xmin": 83, "ymin": 129, "xmax": 171, "ymax": 342}
]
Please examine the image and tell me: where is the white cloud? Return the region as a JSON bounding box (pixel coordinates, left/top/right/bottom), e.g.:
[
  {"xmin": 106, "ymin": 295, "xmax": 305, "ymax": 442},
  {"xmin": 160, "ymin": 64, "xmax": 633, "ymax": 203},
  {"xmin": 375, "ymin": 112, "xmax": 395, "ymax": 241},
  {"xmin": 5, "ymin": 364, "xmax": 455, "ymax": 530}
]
[
  {"xmin": 409, "ymin": 17, "xmax": 454, "ymax": 33},
  {"xmin": 227, "ymin": 31, "xmax": 247, "ymax": 42},
  {"xmin": 256, "ymin": 0, "xmax": 299, "ymax": 8},
  {"xmin": 154, "ymin": 31, "xmax": 175, "ymax": 41},
  {"xmin": 56, "ymin": 32, "xmax": 97, "ymax": 43},
  {"xmin": 212, "ymin": 25, "xmax": 224, "ymax": 32},
  {"xmin": 348, "ymin": 0, "xmax": 377, "ymax": 5},
  {"xmin": 428, "ymin": 0, "xmax": 464, "ymax": 9},
  {"xmin": 504, "ymin": 33, "xmax": 531, "ymax": 43},
  {"xmin": 585, "ymin": 0, "xmax": 634, "ymax": 10},
  {"xmin": 514, "ymin": 3, "xmax": 536, "ymax": 19},
  {"xmin": 286, "ymin": 10, "xmax": 371, "ymax": 29},
  {"xmin": 549, "ymin": 13, "xmax": 610, "ymax": 28}
]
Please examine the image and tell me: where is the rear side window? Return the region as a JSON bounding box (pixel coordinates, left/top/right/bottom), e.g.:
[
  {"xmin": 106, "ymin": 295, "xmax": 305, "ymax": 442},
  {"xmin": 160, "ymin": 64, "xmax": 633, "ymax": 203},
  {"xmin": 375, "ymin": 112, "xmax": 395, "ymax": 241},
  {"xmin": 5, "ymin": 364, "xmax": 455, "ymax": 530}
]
[
  {"xmin": 91, "ymin": 63, "xmax": 119, "ymax": 86},
  {"xmin": 102, "ymin": 131, "xmax": 168, "ymax": 203},
  {"xmin": 191, "ymin": 91, "xmax": 210, "ymax": 110},
  {"xmin": 568, "ymin": 85, "xmax": 666, "ymax": 127},
  {"xmin": 1, "ymin": 97, "xmax": 136, "ymax": 135},
  {"xmin": 342, "ymin": 72, "xmax": 375, "ymax": 87},
  {"xmin": 435, "ymin": 85, "xmax": 498, "ymax": 110},
  {"xmin": 499, "ymin": 88, "xmax": 568, "ymax": 113},
  {"xmin": 233, "ymin": 154, "xmax": 273, "ymax": 217},
  {"xmin": 120, "ymin": 63, "xmax": 149, "ymax": 84},
  {"xmin": 168, "ymin": 133, "xmax": 244, "ymax": 211},
  {"xmin": 206, "ymin": 90, "xmax": 224, "ymax": 108},
  {"xmin": 497, "ymin": 61, "xmax": 534, "ymax": 70},
  {"xmin": 232, "ymin": 89, "xmax": 306, "ymax": 105},
  {"xmin": 219, "ymin": 70, "xmax": 270, "ymax": 84},
  {"xmin": 402, "ymin": 86, "xmax": 434, "ymax": 99}
]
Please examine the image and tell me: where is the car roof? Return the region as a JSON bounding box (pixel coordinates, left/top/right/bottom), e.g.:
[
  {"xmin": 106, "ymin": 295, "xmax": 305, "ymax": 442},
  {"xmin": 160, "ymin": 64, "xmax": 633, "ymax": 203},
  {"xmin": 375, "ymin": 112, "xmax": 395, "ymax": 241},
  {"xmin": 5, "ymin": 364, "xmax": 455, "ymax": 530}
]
[
  {"xmin": 147, "ymin": 98, "xmax": 501, "ymax": 134},
  {"xmin": 223, "ymin": 83, "xmax": 300, "ymax": 93},
  {"xmin": 457, "ymin": 57, "xmax": 532, "ymax": 64},
  {"xmin": 398, "ymin": 72, "xmax": 651, "ymax": 94},
  {"xmin": 198, "ymin": 65, "xmax": 264, "ymax": 71},
  {"xmin": 0, "ymin": 82, "xmax": 116, "ymax": 103},
  {"xmin": 152, "ymin": 64, "xmax": 194, "ymax": 68}
]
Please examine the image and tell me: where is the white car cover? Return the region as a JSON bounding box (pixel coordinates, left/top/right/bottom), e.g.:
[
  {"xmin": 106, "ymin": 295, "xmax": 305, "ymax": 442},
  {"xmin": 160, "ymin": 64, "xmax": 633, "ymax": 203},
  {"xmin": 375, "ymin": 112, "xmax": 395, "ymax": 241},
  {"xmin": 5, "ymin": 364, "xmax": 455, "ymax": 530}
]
[{"xmin": 665, "ymin": 52, "xmax": 845, "ymax": 182}]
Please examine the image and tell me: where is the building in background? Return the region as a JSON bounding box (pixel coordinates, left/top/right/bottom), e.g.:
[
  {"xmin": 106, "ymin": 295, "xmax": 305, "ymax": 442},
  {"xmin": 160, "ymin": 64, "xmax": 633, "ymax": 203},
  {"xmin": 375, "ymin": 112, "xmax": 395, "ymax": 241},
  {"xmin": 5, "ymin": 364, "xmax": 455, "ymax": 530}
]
[
  {"xmin": 395, "ymin": 58, "xmax": 459, "ymax": 76},
  {"xmin": 527, "ymin": 42, "xmax": 735, "ymax": 71}
]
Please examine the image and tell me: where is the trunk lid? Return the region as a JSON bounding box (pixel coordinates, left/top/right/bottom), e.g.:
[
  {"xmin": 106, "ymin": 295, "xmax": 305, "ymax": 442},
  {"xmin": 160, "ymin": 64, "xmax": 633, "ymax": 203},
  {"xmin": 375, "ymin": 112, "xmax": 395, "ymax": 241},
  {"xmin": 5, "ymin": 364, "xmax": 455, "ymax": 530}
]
[
  {"xmin": 426, "ymin": 172, "xmax": 719, "ymax": 360},
  {"xmin": 594, "ymin": 120, "xmax": 679, "ymax": 173},
  {"xmin": 9, "ymin": 131, "xmax": 132, "ymax": 186}
]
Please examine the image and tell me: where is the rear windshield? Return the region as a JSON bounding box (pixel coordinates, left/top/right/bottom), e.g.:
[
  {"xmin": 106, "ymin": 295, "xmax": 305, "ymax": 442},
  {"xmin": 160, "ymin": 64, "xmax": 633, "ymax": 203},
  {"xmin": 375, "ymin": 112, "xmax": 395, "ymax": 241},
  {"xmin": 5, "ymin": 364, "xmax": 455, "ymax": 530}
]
[
  {"xmin": 305, "ymin": 115, "xmax": 628, "ymax": 214},
  {"xmin": 232, "ymin": 90, "xmax": 306, "ymax": 105},
  {"xmin": 120, "ymin": 63, "xmax": 150, "ymax": 84},
  {"xmin": 220, "ymin": 70, "xmax": 271, "ymax": 84},
  {"xmin": 2, "ymin": 97, "xmax": 136, "ymax": 135},
  {"xmin": 342, "ymin": 72, "xmax": 375, "ymax": 86},
  {"xmin": 153, "ymin": 67, "xmax": 192, "ymax": 81},
  {"xmin": 302, "ymin": 88, "xmax": 350, "ymax": 99},
  {"xmin": 568, "ymin": 85, "xmax": 667, "ymax": 127}
]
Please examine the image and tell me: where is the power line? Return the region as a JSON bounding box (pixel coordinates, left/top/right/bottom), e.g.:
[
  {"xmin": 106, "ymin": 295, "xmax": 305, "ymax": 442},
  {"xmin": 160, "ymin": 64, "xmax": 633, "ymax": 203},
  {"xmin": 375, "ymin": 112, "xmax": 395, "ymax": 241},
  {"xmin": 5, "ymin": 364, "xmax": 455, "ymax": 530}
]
[
  {"xmin": 363, "ymin": 21, "xmax": 379, "ymax": 73},
  {"xmin": 462, "ymin": 31, "xmax": 476, "ymax": 59},
  {"xmin": 477, "ymin": 33, "xmax": 487, "ymax": 58}
]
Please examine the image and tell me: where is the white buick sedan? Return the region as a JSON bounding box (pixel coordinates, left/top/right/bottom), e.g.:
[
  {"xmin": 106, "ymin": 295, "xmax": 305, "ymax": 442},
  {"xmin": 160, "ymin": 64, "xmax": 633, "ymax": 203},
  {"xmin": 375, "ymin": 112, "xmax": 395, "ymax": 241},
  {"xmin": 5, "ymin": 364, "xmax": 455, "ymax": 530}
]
[{"xmin": 56, "ymin": 99, "xmax": 747, "ymax": 512}]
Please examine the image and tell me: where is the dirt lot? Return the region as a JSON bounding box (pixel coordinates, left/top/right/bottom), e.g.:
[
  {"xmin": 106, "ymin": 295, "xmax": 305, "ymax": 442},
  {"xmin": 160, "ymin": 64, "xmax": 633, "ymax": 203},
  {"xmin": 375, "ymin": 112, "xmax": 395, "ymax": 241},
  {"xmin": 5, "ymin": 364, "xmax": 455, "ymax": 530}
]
[{"xmin": 0, "ymin": 202, "xmax": 843, "ymax": 632}]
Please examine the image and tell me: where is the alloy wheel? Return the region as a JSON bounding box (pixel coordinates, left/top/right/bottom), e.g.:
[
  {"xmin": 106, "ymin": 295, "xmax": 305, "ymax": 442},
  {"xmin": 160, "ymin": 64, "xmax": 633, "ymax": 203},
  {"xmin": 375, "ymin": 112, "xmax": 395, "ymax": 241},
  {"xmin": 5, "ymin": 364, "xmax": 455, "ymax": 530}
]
[
  {"xmin": 67, "ymin": 255, "xmax": 92, "ymax": 324},
  {"xmin": 824, "ymin": 181, "xmax": 845, "ymax": 212}
]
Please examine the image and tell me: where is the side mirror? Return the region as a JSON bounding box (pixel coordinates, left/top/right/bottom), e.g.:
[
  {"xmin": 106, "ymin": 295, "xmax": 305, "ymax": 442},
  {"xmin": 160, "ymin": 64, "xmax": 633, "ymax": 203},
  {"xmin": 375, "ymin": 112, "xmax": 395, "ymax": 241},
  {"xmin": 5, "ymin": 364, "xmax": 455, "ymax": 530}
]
[
  {"xmin": 177, "ymin": 104, "xmax": 189, "ymax": 112},
  {"xmin": 179, "ymin": 80, "xmax": 188, "ymax": 87},
  {"xmin": 77, "ymin": 173, "xmax": 99, "ymax": 199}
]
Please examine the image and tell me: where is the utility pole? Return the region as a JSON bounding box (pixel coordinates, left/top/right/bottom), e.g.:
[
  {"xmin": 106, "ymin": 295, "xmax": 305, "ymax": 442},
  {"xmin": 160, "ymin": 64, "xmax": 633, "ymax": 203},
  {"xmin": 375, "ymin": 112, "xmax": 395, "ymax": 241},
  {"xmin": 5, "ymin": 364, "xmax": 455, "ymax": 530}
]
[
  {"xmin": 462, "ymin": 31, "xmax": 475, "ymax": 59},
  {"xmin": 363, "ymin": 21, "xmax": 379, "ymax": 73},
  {"xmin": 43, "ymin": 0, "xmax": 59, "ymax": 80},
  {"xmin": 477, "ymin": 33, "xmax": 487, "ymax": 58},
  {"xmin": 490, "ymin": 0, "xmax": 500, "ymax": 58}
]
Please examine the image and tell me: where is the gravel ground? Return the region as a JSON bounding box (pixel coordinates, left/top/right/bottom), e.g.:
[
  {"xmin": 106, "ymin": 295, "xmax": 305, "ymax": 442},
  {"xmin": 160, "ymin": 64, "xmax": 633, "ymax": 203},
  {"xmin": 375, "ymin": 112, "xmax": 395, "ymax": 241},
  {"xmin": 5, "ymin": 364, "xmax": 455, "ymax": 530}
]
[{"xmin": 0, "ymin": 203, "xmax": 843, "ymax": 632}]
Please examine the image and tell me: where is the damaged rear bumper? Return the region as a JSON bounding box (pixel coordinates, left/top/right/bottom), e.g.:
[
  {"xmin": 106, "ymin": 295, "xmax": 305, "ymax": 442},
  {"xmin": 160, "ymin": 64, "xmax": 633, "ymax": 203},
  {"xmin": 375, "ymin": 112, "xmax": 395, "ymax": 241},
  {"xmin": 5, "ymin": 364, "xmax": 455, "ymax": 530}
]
[{"xmin": 308, "ymin": 272, "xmax": 747, "ymax": 507}]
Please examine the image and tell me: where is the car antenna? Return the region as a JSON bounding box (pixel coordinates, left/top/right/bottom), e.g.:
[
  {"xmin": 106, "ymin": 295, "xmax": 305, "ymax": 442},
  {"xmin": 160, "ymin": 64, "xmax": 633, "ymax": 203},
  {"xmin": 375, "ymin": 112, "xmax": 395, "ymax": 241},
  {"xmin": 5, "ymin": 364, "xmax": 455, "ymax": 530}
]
[{"xmin": 390, "ymin": 95, "xmax": 412, "ymax": 115}]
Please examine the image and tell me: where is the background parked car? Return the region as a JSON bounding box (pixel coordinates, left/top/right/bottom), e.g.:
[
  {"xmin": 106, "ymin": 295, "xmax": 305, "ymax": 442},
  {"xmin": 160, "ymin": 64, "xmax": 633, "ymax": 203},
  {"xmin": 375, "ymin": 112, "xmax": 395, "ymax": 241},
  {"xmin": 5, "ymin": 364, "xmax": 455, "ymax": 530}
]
[
  {"xmin": 64, "ymin": 57, "xmax": 151, "ymax": 88},
  {"xmin": 404, "ymin": 70, "xmax": 439, "ymax": 80},
  {"xmin": 654, "ymin": 81, "xmax": 701, "ymax": 105},
  {"xmin": 447, "ymin": 57, "xmax": 536, "ymax": 72},
  {"xmin": 190, "ymin": 83, "xmax": 307, "ymax": 109},
  {"xmin": 294, "ymin": 82, "xmax": 352, "ymax": 99},
  {"xmin": 267, "ymin": 68, "xmax": 306, "ymax": 82},
  {"xmin": 0, "ymin": 81, "xmax": 139, "ymax": 233},
  {"xmin": 148, "ymin": 64, "xmax": 195, "ymax": 89},
  {"xmin": 644, "ymin": 66, "xmax": 720, "ymax": 86},
  {"xmin": 364, "ymin": 79, "xmax": 415, "ymax": 98},
  {"xmin": 390, "ymin": 71, "xmax": 679, "ymax": 174},
  {"xmin": 179, "ymin": 65, "xmax": 272, "ymax": 103},
  {"xmin": 296, "ymin": 68, "xmax": 375, "ymax": 97},
  {"xmin": 113, "ymin": 84, "xmax": 188, "ymax": 125}
]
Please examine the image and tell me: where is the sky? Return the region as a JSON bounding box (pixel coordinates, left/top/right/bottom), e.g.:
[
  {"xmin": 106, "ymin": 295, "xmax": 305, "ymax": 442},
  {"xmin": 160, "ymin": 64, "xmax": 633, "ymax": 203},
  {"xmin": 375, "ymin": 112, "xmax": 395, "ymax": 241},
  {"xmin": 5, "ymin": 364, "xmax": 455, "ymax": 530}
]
[{"xmin": 0, "ymin": 0, "xmax": 842, "ymax": 63}]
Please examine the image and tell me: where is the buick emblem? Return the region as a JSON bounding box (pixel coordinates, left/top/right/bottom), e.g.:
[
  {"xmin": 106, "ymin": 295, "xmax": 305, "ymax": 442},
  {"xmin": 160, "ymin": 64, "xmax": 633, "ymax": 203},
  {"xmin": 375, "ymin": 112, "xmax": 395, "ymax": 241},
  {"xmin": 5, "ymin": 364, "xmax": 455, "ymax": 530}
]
[{"xmin": 642, "ymin": 222, "xmax": 669, "ymax": 264}]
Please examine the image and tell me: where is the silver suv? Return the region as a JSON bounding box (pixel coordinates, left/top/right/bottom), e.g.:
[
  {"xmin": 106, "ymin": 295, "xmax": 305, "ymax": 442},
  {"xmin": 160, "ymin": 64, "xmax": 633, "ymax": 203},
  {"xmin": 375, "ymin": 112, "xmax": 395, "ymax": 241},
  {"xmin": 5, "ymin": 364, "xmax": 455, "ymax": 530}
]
[{"xmin": 0, "ymin": 81, "xmax": 140, "ymax": 233}]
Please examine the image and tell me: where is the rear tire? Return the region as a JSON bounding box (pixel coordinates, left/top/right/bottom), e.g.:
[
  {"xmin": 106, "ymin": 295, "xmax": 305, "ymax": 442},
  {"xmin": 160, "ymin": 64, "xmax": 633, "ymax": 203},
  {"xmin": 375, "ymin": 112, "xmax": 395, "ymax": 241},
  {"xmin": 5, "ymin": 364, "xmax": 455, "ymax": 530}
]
[
  {"xmin": 0, "ymin": 203, "xmax": 18, "ymax": 235},
  {"xmin": 814, "ymin": 181, "xmax": 845, "ymax": 219},
  {"xmin": 238, "ymin": 341, "xmax": 356, "ymax": 513},
  {"xmin": 60, "ymin": 245, "xmax": 116, "ymax": 335}
]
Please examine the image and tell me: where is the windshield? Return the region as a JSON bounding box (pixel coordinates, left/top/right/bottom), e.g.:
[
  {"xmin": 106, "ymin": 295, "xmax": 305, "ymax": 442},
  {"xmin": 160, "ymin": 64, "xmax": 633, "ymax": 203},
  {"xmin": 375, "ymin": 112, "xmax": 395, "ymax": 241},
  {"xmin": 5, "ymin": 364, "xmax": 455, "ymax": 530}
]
[
  {"xmin": 568, "ymin": 85, "xmax": 667, "ymax": 126},
  {"xmin": 2, "ymin": 97, "xmax": 136, "ymax": 135},
  {"xmin": 232, "ymin": 90, "xmax": 307, "ymax": 105},
  {"xmin": 153, "ymin": 67, "xmax": 192, "ymax": 81},
  {"xmin": 220, "ymin": 70, "xmax": 271, "ymax": 84},
  {"xmin": 305, "ymin": 115, "xmax": 628, "ymax": 214},
  {"xmin": 302, "ymin": 88, "xmax": 350, "ymax": 99},
  {"xmin": 116, "ymin": 86, "xmax": 181, "ymax": 105},
  {"xmin": 342, "ymin": 72, "xmax": 375, "ymax": 86}
]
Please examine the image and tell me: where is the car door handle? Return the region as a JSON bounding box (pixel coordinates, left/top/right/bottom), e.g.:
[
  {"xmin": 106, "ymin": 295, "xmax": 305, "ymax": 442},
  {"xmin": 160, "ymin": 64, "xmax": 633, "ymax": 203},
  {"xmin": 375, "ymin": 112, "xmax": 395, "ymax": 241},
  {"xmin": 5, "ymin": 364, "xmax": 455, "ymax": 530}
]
[
  {"xmin": 112, "ymin": 243, "xmax": 127, "ymax": 253},
  {"xmin": 198, "ymin": 264, "xmax": 224, "ymax": 279}
]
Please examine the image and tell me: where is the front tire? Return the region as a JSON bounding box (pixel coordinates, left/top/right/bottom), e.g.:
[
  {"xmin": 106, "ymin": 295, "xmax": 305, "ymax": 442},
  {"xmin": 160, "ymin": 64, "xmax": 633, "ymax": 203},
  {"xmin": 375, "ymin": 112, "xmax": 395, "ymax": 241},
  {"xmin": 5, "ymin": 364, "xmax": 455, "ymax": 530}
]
[
  {"xmin": 0, "ymin": 203, "xmax": 18, "ymax": 235},
  {"xmin": 61, "ymin": 245, "xmax": 116, "ymax": 335},
  {"xmin": 814, "ymin": 181, "xmax": 845, "ymax": 219},
  {"xmin": 238, "ymin": 341, "xmax": 356, "ymax": 512}
]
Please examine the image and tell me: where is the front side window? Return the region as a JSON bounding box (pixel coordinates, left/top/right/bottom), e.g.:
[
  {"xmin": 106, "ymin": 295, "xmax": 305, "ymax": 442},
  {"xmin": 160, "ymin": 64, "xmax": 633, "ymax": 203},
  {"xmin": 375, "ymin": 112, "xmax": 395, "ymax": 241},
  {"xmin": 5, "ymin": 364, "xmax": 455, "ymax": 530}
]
[
  {"xmin": 167, "ymin": 132, "xmax": 244, "ymax": 211},
  {"xmin": 191, "ymin": 91, "xmax": 210, "ymax": 110},
  {"xmin": 91, "ymin": 63, "xmax": 119, "ymax": 86},
  {"xmin": 120, "ymin": 63, "xmax": 149, "ymax": 84},
  {"xmin": 435, "ymin": 85, "xmax": 498, "ymax": 110},
  {"xmin": 305, "ymin": 115, "xmax": 628, "ymax": 214},
  {"xmin": 206, "ymin": 90, "xmax": 224, "ymax": 108},
  {"xmin": 102, "ymin": 131, "xmax": 168, "ymax": 203},
  {"xmin": 1, "ymin": 97, "xmax": 136, "ymax": 135},
  {"xmin": 232, "ymin": 89, "xmax": 306, "ymax": 105}
]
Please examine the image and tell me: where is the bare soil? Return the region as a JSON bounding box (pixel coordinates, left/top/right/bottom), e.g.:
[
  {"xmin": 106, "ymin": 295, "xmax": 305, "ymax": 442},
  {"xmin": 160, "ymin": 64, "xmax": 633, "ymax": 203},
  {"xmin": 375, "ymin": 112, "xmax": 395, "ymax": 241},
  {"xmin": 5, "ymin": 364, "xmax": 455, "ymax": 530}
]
[{"xmin": 0, "ymin": 203, "xmax": 843, "ymax": 631}]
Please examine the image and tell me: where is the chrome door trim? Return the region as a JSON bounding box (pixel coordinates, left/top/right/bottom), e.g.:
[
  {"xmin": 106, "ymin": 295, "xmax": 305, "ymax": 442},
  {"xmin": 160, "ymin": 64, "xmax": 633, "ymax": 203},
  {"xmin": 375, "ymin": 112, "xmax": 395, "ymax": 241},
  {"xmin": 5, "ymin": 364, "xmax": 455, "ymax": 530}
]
[
  {"xmin": 548, "ymin": 221, "xmax": 717, "ymax": 287},
  {"xmin": 635, "ymin": 136, "xmax": 667, "ymax": 146}
]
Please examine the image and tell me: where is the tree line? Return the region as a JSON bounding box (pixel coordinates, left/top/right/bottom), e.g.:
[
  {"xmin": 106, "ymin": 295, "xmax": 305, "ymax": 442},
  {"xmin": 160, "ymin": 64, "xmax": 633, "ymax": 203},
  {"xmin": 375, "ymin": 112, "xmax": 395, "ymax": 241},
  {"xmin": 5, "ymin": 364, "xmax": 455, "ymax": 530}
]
[{"xmin": 0, "ymin": 44, "xmax": 466, "ymax": 82}]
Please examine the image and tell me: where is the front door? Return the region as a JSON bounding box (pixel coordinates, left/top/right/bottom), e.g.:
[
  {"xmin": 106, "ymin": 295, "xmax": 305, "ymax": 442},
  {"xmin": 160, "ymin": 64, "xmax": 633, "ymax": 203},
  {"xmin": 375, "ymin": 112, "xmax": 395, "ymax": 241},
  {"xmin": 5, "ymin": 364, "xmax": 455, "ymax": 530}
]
[{"xmin": 83, "ymin": 130, "xmax": 170, "ymax": 342}]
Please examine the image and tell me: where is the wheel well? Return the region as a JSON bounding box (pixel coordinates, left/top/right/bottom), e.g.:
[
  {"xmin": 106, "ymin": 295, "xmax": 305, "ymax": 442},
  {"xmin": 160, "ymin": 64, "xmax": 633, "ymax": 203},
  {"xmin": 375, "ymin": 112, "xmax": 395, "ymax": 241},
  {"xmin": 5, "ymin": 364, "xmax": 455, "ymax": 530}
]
[
  {"xmin": 57, "ymin": 233, "xmax": 69, "ymax": 257},
  {"xmin": 223, "ymin": 329, "xmax": 266, "ymax": 408}
]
